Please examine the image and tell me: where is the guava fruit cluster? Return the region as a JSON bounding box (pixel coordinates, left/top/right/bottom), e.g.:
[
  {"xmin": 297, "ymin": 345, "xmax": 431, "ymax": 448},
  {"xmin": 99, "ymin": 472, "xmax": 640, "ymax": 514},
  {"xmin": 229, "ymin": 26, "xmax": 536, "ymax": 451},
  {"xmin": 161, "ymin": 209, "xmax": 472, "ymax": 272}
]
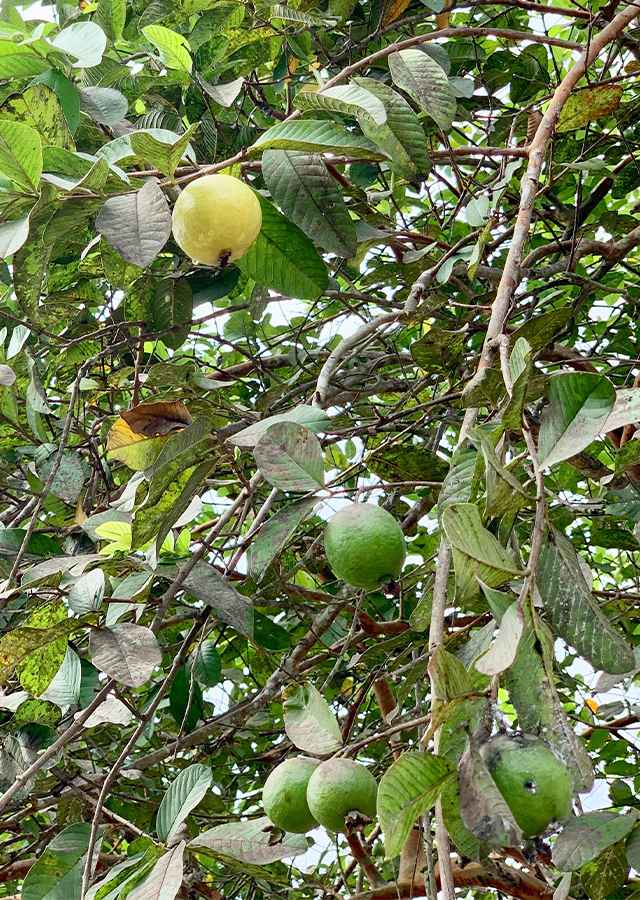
[
  {"xmin": 324, "ymin": 502, "xmax": 406, "ymax": 590},
  {"xmin": 171, "ymin": 173, "xmax": 262, "ymax": 268},
  {"xmin": 481, "ymin": 732, "xmax": 572, "ymax": 838},
  {"xmin": 262, "ymin": 756, "xmax": 378, "ymax": 834}
]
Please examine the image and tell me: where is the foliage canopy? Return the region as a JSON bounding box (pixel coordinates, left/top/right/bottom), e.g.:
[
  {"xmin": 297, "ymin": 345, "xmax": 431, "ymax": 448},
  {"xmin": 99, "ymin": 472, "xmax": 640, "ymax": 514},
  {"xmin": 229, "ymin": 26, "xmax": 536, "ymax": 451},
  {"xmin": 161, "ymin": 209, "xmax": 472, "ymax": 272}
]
[{"xmin": 1, "ymin": 0, "xmax": 640, "ymax": 898}]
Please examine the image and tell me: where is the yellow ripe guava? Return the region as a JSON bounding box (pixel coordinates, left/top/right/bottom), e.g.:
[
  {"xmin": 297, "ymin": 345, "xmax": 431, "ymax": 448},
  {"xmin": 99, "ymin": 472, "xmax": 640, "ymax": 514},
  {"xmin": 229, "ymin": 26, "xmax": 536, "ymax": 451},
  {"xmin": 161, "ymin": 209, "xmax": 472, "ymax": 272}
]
[
  {"xmin": 481, "ymin": 732, "xmax": 572, "ymax": 839},
  {"xmin": 306, "ymin": 758, "xmax": 378, "ymax": 833},
  {"xmin": 262, "ymin": 757, "xmax": 320, "ymax": 833},
  {"xmin": 171, "ymin": 173, "xmax": 262, "ymax": 268},
  {"xmin": 323, "ymin": 503, "xmax": 406, "ymax": 590}
]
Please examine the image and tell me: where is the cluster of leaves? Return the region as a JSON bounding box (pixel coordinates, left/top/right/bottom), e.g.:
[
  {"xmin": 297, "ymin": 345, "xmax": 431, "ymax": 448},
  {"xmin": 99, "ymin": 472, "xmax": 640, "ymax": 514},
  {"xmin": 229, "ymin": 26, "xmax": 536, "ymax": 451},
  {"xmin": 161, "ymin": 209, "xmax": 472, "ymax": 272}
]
[{"xmin": 2, "ymin": 0, "xmax": 640, "ymax": 898}]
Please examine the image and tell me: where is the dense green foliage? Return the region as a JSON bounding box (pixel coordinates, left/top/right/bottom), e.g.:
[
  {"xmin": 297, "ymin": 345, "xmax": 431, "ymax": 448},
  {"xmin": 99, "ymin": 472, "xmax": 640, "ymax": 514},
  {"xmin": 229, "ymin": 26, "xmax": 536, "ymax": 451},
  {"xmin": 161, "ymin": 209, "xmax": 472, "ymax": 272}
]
[{"xmin": 1, "ymin": 0, "xmax": 640, "ymax": 897}]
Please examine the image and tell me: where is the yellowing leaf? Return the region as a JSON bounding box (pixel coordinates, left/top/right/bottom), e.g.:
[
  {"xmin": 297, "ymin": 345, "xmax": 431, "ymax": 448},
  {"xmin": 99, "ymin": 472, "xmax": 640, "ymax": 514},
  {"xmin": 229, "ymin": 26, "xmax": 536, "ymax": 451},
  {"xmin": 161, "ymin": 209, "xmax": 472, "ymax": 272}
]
[
  {"xmin": 383, "ymin": 0, "xmax": 411, "ymax": 26},
  {"xmin": 557, "ymin": 85, "xmax": 623, "ymax": 133},
  {"xmin": 106, "ymin": 401, "xmax": 193, "ymax": 470}
]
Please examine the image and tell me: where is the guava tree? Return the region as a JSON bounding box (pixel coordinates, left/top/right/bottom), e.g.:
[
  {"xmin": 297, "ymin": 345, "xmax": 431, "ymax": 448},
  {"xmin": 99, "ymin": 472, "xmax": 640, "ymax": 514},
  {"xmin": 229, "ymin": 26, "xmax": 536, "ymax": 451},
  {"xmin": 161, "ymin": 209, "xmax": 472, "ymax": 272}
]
[{"xmin": 1, "ymin": 0, "xmax": 640, "ymax": 897}]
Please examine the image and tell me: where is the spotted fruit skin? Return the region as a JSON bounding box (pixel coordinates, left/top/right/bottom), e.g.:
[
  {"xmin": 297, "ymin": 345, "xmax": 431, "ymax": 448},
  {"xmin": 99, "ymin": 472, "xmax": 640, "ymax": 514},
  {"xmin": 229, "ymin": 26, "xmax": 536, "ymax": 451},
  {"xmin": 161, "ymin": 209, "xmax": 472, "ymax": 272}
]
[
  {"xmin": 306, "ymin": 758, "xmax": 378, "ymax": 833},
  {"xmin": 171, "ymin": 174, "xmax": 262, "ymax": 267},
  {"xmin": 481, "ymin": 732, "xmax": 572, "ymax": 838},
  {"xmin": 262, "ymin": 757, "xmax": 319, "ymax": 833},
  {"xmin": 323, "ymin": 503, "xmax": 406, "ymax": 590}
]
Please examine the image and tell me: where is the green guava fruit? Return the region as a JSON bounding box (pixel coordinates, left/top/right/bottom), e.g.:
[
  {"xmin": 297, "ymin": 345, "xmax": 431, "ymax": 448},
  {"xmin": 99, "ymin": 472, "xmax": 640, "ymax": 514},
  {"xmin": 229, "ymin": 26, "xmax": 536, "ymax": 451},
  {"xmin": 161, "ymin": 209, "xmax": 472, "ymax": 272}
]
[
  {"xmin": 306, "ymin": 758, "xmax": 378, "ymax": 833},
  {"xmin": 481, "ymin": 732, "xmax": 572, "ymax": 838},
  {"xmin": 262, "ymin": 757, "xmax": 320, "ymax": 833},
  {"xmin": 323, "ymin": 503, "xmax": 406, "ymax": 590},
  {"xmin": 171, "ymin": 173, "xmax": 262, "ymax": 268}
]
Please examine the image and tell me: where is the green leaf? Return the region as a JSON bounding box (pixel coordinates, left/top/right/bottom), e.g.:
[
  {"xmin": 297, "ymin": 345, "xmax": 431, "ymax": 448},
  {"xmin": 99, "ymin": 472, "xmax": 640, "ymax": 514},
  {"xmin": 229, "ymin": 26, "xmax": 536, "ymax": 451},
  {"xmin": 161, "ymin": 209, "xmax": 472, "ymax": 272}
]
[
  {"xmin": 50, "ymin": 22, "xmax": 107, "ymax": 68},
  {"xmin": 34, "ymin": 445, "xmax": 86, "ymax": 504},
  {"xmin": 474, "ymin": 601, "xmax": 524, "ymax": 676},
  {"xmin": 438, "ymin": 445, "xmax": 479, "ymax": 515},
  {"xmin": 509, "ymin": 307, "xmax": 573, "ymax": 351},
  {"xmin": 441, "ymin": 503, "xmax": 523, "ymax": 604},
  {"xmin": 190, "ymin": 641, "xmax": 222, "ymax": 688},
  {"xmin": 247, "ymin": 496, "xmax": 316, "ymax": 582},
  {"xmin": 0, "ymin": 84, "xmax": 74, "ymax": 150},
  {"xmin": 0, "ymin": 214, "xmax": 30, "ymax": 258},
  {"xmin": 150, "ymin": 277, "xmax": 193, "ymax": 349},
  {"xmin": 282, "ymin": 681, "xmax": 343, "ymax": 755},
  {"xmin": 538, "ymin": 372, "xmax": 615, "ymax": 470},
  {"xmin": 79, "ymin": 86, "xmax": 128, "ymax": 127},
  {"xmin": 95, "ymin": 0, "xmax": 126, "ymax": 43},
  {"xmin": 156, "ymin": 763, "xmax": 213, "ymax": 843},
  {"xmin": 169, "ymin": 666, "xmax": 205, "ymax": 732},
  {"xmin": 377, "ymin": 751, "xmax": 454, "ymax": 859},
  {"xmin": 0, "ymin": 120, "xmax": 42, "ymax": 190},
  {"xmin": 0, "ymin": 41, "xmax": 49, "ymax": 78},
  {"xmin": 253, "ymin": 422, "xmax": 325, "ymax": 492},
  {"xmin": 294, "ymin": 84, "xmax": 387, "ymax": 126},
  {"xmin": 143, "ymin": 24, "xmax": 192, "ymax": 73},
  {"xmin": 22, "ymin": 825, "xmax": 98, "ymax": 900},
  {"xmin": 250, "ymin": 119, "xmax": 386, "ymax": 159},
  {"xmin": 67, "ymin": 569, "xmax": 105, "ymax": 615},
  {"xmin": 354, "ymin": 76, "xmax": 431, "ymax": 178},
  {"xmin": 154, "ymin": 459, "xmax": 214, "ymax": 554},
  {"xmin": 557, "ymin": 85, "xmax": 623, "ymax": 133},
  {"xmin": 552, "ymin": 811, "xmax": 637, "ymax": 871},
  {"xmin": 236, "ymin": 194, "xmax": 328, "ymax": 300},
  {"xmin": 262, "ymin": 149, "xmax": 357, "ymax": 257},
  {"xmin": 388, "ymin": 48, "xmax": 456, "ymax": 131},
  {"xmin": 130, "ymin": 122, "xmax": 198, "ymax": 180},
  {"xmin": 537, "ymin": 528, "xmax": 635, "ymax": 675}
]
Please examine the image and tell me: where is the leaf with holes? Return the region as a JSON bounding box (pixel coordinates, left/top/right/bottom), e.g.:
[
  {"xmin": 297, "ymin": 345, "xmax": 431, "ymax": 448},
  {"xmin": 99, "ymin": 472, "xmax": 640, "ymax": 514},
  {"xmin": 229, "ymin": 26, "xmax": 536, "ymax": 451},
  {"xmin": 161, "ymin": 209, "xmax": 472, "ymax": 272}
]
[{"xmin": 254, "ymin": 422, "xmax": 324, "ymax": 492}]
